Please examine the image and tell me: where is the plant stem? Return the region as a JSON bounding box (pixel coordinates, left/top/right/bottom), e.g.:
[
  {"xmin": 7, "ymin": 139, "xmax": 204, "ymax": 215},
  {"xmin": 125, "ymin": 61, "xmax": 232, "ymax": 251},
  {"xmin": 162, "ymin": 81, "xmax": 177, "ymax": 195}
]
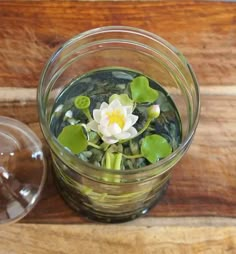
[
  {"xmin": 104, "ymin": 152, "xmax": 122, "ymax": 170},
  {"xmin": 88, "ymin": 142, "xmax": 102, "ymax": 150},
  {"xmin": 122, "ymin": 153, "xmax": 143, "ymax": 159},
  {"xmin": 105, "ymin": 151, "xmax": 111, "ymax": 169},
  {"xmin": 114, "ymin": 153, "xmax": 122, "ymax": 170},
  {"xmin": 136, "ymin": 118, "xmax": 152, "ymax": 136},
  {"xmin": 83, "ymin": 108, "xmax": 92, "ymax": 121},
  {"xmin": 100, "ymin": 142, "xmax": 110, "ymax": 151},
  {"xmin": 120, "ymin": 118, "xmax": 152, "ymax": 144}
]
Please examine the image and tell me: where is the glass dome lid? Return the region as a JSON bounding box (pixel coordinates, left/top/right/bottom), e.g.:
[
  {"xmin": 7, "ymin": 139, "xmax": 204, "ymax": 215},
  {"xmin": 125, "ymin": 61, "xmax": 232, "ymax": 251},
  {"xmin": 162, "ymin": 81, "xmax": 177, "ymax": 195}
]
[{"xmin": 0, "ymin": 116, "xmax": 47, "ymax": 224}]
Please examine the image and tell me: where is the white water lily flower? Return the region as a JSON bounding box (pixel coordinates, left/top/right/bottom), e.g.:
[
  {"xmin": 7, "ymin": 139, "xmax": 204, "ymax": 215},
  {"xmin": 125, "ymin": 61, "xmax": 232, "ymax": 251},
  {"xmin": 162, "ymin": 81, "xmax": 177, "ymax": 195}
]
[{"xmin": 87, "ymin": 99, "xmax": 138, "ymax": 144}]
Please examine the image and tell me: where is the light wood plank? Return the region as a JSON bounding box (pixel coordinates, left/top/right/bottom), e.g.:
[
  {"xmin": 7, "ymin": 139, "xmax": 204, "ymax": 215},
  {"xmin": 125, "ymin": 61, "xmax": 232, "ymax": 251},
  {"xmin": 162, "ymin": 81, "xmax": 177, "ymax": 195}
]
[
  {"xmin": 1, "ymin": 224, "xmax": 236, "ymax": 254},
  {"xmin": 1, "ymin": 86, "xmax": 236, "ymax": 104}
]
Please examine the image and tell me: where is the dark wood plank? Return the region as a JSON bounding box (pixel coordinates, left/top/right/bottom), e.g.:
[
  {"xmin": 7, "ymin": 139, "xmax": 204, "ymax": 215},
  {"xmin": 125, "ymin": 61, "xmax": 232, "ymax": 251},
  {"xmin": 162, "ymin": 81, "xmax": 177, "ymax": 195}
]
[
  {"xmin": 1, "ymin": 93, "xmax": 235, "ymax": 223},
  {"xmin": 0, "ymin": 1, "xmax": 236, "ymax": 88}
]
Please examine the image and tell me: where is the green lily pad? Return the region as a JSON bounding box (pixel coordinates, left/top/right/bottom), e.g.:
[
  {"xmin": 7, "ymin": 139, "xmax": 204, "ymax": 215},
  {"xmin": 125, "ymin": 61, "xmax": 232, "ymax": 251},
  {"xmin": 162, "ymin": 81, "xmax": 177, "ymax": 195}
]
[
  {"xmin": 130, "ymin": 76, "xmax": 159, "ymax": 103},
  {"xmin": 58, "ymin": 124, "xmax": 88, "ymax": 154},
  {"xmin": 109, "ymin": 94, "xmax": 133, "ymax": 107},
  {"xmin": 141, "ymin": 134, "xmax": 172, "ymax": 163}
]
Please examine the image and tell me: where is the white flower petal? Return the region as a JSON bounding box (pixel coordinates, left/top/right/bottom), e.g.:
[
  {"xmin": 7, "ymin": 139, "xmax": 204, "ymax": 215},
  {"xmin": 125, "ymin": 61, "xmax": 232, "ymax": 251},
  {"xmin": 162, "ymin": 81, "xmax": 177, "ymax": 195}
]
[
  {"xmin": 123, "ymin": 118, "xmax": 132, "ymax": 131},
  {"xmin": 127, "ymin": 127, "xmax": 138, "ymax": 138},
  {"xmin": 108, "ymin": 123, "xmax": 122, "ymax": 135},
  {"xmin": 93, "ymin": 109, "xmax": 101, "ymax": 122},
  {"xmin": 109, "ymin": 99, "xmax": 122, "ymax": 109},
  {"xmin": 125, "ymin": 106, "xmax": 133, "ymax": 115},
  {"xmin": 100, "ymin": 115, "xmax": 109, "ymax": 126},
  {"xmin": 87, "ymin": 120, "xmax": 99, "ymax": 132},
  {"xmin": 98, "ymin": 125, "xmax": 111, "ymax": 137},
  {"xmin": 100, "ymin": 102, "xmax": 109, "ymax": 110},
  {"xmin": 102, "ymin": 136, "xmax": 118, "ymax": 144},
  {"xmin": 123, "ymin": 115, "xmax": 138, "ymax": 131},
  {"xmin": 100, "ymin": 108, "xmax": 109, "ymax": 118},
  {"xmin": 118, "ymin": 106, "xmax": 127, "ymax": 117},
  {"xmin": 153, "ymin": 104, "xmax": 160, "ymax": 114},
  {"xmin": 130, "ymin": 114, "xmax": 139, "ymax": 125},
  {"xmin": 114, "ymin": 131, "xmax": 131, "ymax": 140}
]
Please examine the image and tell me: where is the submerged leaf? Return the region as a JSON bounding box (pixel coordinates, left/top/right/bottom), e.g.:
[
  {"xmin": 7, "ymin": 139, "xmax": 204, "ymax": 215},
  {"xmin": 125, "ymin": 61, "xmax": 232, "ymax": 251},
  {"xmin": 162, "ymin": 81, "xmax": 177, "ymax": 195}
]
[
  {"xmin": 130, "ymin": 76, "xmax": 159, "ymax": 103},
  {"xmin": 58, "ymin": 125, "xmax": 88, "ymax": 154},
  {"xmin": 141, "ymin": 134, "xmax": 172, "ymax": 163}
]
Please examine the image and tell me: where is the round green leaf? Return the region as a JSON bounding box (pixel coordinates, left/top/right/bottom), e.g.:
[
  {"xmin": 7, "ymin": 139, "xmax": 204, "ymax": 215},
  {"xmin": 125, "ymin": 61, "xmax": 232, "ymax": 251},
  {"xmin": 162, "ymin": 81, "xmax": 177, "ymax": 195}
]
[
  {"xmin": 130, "ymin": 76, "xmax": 159, "ymax": 103},
  {"xmin": 58, "ymin": 124, "xmax": 88, "ymax": 154},
  {"xmin": 141, "ymin": 134, "xmax": 172, "ymax": 163},
  {"xmin": 109, "ymin": 94, "xmax": 134, "ymax": 107}
]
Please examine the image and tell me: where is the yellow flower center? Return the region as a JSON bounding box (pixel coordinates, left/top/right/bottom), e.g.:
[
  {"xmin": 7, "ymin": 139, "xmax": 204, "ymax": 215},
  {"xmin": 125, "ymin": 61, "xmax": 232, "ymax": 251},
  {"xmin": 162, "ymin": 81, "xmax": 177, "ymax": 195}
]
[{"xmin": 107, "ymin": 109, "xmax": 125, "ymax": 129}]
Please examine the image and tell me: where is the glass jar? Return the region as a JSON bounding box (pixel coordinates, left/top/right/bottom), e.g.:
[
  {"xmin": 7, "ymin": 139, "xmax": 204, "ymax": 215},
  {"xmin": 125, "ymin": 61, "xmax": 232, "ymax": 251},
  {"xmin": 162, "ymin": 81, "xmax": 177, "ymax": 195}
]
[{"xmin": 38, "ymin": 26, "xmax": 200, "ymax": 222}]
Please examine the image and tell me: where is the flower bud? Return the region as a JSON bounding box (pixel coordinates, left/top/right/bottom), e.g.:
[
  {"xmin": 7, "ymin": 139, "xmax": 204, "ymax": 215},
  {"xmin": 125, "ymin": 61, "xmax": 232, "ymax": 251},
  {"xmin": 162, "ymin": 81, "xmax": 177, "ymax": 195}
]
[{"xmin": 147, "ymin": 104, "xmax": 160, "ymax": 119}]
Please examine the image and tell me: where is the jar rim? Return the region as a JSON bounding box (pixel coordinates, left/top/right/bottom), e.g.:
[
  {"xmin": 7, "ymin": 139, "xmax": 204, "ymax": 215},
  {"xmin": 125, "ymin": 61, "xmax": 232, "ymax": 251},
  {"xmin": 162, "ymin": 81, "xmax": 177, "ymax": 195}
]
[{"xmin": 38, "ymin": 26, "xmax": 200, "ymax": 177}]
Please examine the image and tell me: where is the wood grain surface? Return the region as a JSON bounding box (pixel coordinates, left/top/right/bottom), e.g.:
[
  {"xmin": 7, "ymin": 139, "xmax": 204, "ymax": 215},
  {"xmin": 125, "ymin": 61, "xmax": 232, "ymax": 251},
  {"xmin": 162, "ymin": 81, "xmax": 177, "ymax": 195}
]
[
  {"xmin": 0, "ymin": 1, "xmax": 236, "ymax": 88},
  {"xmin": 1, "ymin": 224, "xmax": 236, "ymax": 254},
  {"xmin": 0, "ymin": 93, "xmax": 231, "ymax": 223},
  {"xmin": 1, "ymin": 0, "xmax": 236, "ymax": 252}
]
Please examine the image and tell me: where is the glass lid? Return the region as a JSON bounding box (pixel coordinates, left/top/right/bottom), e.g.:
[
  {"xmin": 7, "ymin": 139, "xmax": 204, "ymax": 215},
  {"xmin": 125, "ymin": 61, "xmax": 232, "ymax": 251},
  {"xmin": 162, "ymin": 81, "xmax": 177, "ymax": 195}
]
[{"xmin": 0, "ymin": 116, "xmax": 47, "ymax": 224}]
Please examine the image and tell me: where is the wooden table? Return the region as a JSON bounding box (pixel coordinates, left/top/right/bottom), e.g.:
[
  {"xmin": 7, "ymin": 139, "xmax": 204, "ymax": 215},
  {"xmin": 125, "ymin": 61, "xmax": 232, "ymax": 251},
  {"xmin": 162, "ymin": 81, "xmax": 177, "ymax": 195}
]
[{"xmin": 0, "ymin": 1, "xmax": 236, "ymax": 253}]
